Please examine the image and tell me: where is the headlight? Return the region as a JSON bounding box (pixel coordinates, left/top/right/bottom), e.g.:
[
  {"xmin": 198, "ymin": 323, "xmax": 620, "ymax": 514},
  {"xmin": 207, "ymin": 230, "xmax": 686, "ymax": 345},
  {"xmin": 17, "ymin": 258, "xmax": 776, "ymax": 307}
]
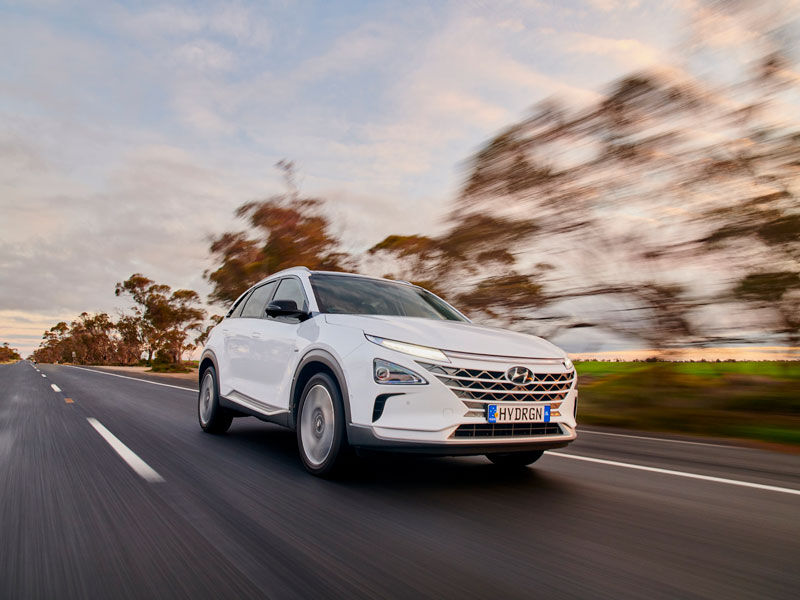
[
  {"xmin": 373, "ymin": 358, "xmax": 427, "ymax": 384},
  {"xmin": 563, "ymin": 356, "xmax": 574, "ymax": 370},
  {"xmin": 365, "ymin": 335, "xmax": 449, "ymax": 362}
]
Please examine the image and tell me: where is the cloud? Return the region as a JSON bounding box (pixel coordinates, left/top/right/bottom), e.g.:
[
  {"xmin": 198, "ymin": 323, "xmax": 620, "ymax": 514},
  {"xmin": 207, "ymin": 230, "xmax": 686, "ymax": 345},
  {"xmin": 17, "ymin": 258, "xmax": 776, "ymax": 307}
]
[
  {"xmin": 0, "ymin": 134, "xmax": 262, "ymax": 315},
  {"xmin": 119, "ymin": 2, "xmax": 271, "ymax": 48},
  {"xmin": 6, "ymin": 0, "xmax": 781, "ymax": 359},
  {"xmin": 173, "ymin": 40, "xmax": 236, "ymax": 72},
  {"xmin": 562, "ymin": 32, "xmax": 664, "ymax": 69},
  {"xmin": 292, "ymin": 23, "xmax": 395, "ymax": 83},
  {"xmin": 585, "ymin": 0, "xmax": 641, "ymax": 12}
]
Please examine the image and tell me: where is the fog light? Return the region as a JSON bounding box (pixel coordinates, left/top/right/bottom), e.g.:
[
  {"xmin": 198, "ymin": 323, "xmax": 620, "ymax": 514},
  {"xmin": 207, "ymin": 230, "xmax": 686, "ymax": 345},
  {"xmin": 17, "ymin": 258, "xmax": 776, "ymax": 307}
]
[{"xmin": 373, "ymin": 358, "xmax": 427, "ymax": 385}]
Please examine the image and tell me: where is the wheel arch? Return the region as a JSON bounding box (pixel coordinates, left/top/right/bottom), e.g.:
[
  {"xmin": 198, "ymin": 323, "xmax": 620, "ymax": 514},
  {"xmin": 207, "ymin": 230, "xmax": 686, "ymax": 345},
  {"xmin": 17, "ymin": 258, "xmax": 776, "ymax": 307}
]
[
  {"xmin": 290, "ymin": 349, "xmax": 351, "ymax": 433},
  {"xmin": 198, "ymin": 349, "xmax": 219, "ymax": 386}
]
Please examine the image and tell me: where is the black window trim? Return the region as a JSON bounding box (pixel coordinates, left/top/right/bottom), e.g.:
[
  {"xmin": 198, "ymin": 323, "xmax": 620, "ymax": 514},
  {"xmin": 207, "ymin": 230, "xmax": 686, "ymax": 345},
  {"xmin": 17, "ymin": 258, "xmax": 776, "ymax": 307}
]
[{"xmin": 226, "ymin": 290, "xmax": 252, "ymax": 318}]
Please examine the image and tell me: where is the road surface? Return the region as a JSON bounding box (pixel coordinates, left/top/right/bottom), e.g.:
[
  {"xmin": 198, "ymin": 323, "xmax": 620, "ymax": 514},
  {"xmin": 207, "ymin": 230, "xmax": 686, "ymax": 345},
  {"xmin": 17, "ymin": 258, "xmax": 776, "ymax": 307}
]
[{"xmin": 1, "ymin": 361, "xmax": 798, "ymax": 599}]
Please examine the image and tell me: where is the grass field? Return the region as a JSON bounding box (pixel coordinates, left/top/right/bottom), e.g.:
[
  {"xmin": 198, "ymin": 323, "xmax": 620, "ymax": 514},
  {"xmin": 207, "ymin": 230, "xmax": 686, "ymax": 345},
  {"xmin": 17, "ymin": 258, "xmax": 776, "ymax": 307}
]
[{"xmin": 576, "ymin": 361, "xmax": 800, "ymax": 447}]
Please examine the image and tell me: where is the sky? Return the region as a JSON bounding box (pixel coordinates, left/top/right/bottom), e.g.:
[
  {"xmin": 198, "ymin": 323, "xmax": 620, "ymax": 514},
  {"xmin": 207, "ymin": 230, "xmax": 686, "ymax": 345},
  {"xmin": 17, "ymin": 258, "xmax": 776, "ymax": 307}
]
[{"xmin": 0, "ymin": 0, "xmax": 729, "ymax": 357}]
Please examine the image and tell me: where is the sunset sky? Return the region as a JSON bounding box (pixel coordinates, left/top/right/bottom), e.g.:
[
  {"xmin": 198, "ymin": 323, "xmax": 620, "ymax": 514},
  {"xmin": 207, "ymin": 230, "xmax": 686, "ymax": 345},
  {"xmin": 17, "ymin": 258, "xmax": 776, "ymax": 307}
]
[{"xmin": 0, "ymin": 1, "xmax": 776, "ymax": 357}]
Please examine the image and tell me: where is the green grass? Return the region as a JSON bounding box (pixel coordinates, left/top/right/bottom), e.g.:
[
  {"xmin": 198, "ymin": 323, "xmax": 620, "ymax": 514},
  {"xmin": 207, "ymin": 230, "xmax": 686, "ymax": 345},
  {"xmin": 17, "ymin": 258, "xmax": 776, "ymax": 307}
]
[
  {"xmin": 575, "ymin": 360, "xmax": 800, "ymax": 378},
  {"xmin": 575, "ymin": 361, "xmax": 800, "ymax": 447},
  {"xmin": 148, "ymin": 362, "xmax": 194, "ymax": 373},
  {"xmin": 670, "ymin": 361, "xmax": 800, "ymax": 378}
]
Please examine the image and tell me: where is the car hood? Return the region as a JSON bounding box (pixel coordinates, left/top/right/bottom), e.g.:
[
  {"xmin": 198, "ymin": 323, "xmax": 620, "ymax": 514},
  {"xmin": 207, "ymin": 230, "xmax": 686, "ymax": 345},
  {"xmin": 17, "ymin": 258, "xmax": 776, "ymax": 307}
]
[{"xmin": 323, "ymin": 314, "xmax": 565, "ymax": 359}]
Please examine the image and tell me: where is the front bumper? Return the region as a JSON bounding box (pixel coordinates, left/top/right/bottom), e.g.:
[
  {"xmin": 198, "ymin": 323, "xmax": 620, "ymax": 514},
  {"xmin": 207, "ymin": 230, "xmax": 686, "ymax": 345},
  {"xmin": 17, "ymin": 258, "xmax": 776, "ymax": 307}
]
[
  {"xmin": 343, "ymin": 344, "xmax": 578, "ymax": 455},
  {"xmin": 347, "ymin": 423, "xmax": 576, "ymax": 455}
]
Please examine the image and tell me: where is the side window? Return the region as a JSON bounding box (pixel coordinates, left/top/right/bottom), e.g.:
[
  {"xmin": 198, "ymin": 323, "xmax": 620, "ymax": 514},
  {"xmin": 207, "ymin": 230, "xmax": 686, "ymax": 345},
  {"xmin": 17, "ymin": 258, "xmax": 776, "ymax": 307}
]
[
  {"xmin": 271, "ymin": 278, "xmax": 309, "ymax": 313},
  {"xmin": 240, "ymin": 281, "xmax": 277, "ymax": 319},
  {"xmin": 228, "ymin": 291, "xmax": 251, "ymax": 318}
]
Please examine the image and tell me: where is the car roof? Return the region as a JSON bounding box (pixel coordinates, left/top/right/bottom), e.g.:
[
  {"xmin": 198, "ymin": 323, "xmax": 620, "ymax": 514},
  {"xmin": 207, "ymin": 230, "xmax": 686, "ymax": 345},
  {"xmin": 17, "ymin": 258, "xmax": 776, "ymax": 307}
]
[{"xmin": 251, "ymin": 267, "xmax": 413, "ymax": 288}]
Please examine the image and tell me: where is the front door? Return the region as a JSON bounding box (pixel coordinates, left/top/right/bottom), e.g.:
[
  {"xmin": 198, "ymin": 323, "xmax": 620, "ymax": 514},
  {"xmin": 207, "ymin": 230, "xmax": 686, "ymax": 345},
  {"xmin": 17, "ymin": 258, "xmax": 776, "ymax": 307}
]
[{"xmin": 239, "ymin": 277, "xmax": 309, "ymax": 412}]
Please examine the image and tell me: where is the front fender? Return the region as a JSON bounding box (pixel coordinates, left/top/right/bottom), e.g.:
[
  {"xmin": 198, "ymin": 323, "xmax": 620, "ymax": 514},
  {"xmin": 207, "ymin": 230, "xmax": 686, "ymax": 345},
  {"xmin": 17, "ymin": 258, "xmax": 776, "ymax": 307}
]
[{"xmin": 289, "ymin": 348, "xmax": 352, "ymax": 430}]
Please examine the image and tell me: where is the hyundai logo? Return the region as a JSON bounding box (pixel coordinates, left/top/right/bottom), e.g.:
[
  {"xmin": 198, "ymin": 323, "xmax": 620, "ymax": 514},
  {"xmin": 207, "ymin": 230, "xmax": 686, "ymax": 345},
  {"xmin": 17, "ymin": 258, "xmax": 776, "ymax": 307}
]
[{"xmin": 505, "ymin": 366, "xmax": 533, "ymax": 385}]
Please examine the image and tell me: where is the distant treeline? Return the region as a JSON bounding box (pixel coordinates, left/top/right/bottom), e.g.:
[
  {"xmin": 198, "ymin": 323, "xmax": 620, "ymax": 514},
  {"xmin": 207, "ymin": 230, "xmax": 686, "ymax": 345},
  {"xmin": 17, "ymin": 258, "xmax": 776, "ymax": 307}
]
[
  {"xmin": 32, "ymin": 275, "xmax": 213, "ymax": 366},
  {"xmin": 0, "ymin": 342, "xmax": 21, "ymax": 362}
]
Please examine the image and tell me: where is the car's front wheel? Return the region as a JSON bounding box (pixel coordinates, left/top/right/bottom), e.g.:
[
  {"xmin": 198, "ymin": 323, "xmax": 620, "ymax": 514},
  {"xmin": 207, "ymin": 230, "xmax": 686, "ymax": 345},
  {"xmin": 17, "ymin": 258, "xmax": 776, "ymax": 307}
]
[
  {"xmin": 198, "ymin": 366, "xmax": 233, "ymax": 434},
  {"xmin": 485, "ymin": 450, "xmax": 543, "ymax": 468},
  {"xmin": 296, "ymin": 373, "xmax": 347, "ymax": 477}
]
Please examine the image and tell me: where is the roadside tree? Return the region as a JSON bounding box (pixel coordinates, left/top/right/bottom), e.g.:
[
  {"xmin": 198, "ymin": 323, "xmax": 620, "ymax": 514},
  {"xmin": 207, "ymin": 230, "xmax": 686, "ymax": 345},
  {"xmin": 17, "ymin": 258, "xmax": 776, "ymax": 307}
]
[
  {"xmin": 0, "ymin": 343, "xmax": 21, "ymax": 362},
  {"xmin": 206, "ymin": 160, "xmax": 351, "ymax": 305},
  {"xmin": 115, "ymin": 275, "xmax": 206, "ymax": 364}
]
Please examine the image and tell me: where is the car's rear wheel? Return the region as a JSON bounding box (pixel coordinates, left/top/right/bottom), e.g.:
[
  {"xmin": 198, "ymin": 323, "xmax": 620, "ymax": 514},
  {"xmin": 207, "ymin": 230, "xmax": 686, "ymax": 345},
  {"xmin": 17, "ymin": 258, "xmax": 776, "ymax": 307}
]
[
  {"xmin": 198, "ymin": 366, "xmax": 233, "ymax": 434},
  {"xmin": 485, "ymin": 450, "xmax": 543, "ymax": 467},
  {"xmin": 297, "ymin": 373, "xmax": 347, "ymax": 477}
]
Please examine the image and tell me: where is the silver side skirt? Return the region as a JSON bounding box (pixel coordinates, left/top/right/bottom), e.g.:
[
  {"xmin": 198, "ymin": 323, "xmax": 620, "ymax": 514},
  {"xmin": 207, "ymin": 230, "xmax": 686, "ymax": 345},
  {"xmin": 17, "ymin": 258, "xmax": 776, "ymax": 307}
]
[{"xmin": 224, "ymin": 390, "xmax": 288, "ymax": 417}]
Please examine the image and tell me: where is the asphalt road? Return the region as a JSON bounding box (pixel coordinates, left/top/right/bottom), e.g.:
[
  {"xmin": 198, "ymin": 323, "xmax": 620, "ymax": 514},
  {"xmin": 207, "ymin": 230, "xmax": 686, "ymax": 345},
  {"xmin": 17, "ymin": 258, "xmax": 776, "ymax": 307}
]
[{"xmin": 1, "ymin": 361, "xmax": 798, "ymax": 599}]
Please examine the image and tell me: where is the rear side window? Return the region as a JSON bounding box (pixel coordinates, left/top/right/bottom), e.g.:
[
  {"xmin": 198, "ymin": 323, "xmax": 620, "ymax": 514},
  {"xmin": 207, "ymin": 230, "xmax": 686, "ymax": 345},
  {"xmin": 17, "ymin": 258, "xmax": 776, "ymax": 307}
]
[
  {"xmin": 272, "ymin": 278, "xmax": 308, "ymax": 312},
  {"xmin": 228, "ymin": 292, "xmax": 250, "ymax": 318},
  {"xmin": 240, "ymin": 281, "xmax": 277, "ymax": 318}
]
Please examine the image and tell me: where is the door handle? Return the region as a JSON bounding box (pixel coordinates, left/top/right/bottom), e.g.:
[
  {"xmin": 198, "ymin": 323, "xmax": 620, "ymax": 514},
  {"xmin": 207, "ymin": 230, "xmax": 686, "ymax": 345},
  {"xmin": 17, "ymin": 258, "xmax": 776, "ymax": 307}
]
[{"xmin": 251, "ymin": 331, "xmax": 262, "ymax": 337}]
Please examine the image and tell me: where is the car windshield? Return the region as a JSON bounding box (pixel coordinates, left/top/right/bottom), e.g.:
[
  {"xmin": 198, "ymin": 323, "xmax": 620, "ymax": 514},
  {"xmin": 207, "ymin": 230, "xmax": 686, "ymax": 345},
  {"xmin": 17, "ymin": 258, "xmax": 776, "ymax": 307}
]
[{"xmin": 309, "ymin": 274, "xmax": 467, "ymax": 322}]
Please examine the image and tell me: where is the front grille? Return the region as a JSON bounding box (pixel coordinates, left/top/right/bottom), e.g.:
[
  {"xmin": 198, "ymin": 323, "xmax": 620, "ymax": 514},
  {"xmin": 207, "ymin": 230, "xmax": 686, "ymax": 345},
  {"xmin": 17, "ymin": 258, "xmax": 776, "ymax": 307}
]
[
  {"xmin": 452, "ymin": 422, "xmax": 563, "ymax": 438},
  {"xmin": 418, "ymin": 361, "xmax": 575, "ymax": 416}
]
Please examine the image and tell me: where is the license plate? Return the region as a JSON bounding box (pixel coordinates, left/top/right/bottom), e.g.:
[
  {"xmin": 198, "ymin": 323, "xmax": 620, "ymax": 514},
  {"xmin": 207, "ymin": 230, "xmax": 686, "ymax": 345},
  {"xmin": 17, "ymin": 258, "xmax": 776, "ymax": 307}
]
[{"xmin": 487, "ymin": 403, "xmax": 550, "ymax": 424}]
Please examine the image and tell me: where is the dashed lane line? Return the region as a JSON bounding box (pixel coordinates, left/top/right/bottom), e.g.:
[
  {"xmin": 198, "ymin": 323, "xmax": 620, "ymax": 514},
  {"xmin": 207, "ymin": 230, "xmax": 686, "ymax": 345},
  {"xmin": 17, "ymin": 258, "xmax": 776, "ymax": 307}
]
[
  {"xmin": 60, "ymin": 365, "xmax": 794, "ymax": 492},
  {"xmin": 86, "ymin": 418, "xmax": 164, "ymax": 483}
]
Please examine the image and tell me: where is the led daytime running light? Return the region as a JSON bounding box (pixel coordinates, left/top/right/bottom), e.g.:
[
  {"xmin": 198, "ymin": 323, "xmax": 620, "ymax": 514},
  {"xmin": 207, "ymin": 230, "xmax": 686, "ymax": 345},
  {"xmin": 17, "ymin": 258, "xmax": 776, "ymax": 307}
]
[{"xmin": 365, "ymin": 335, "xmax": 449, "ymax": 362}]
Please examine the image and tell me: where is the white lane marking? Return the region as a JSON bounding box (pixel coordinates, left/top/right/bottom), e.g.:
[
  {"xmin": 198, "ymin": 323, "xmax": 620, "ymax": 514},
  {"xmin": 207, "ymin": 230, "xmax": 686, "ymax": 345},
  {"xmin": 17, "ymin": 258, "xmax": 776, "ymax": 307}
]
[
  {"xmin": 66, "ymin": 365, "xmax": 196, "ymax": 392},
  {"xmin": 579, "ymin": 429, "xmax": 736, "ymax": 449},
  {"xmin": 86, "ymin": 418, "xmax": 164, "ymax": 483},
  {"xmin": 50, "ymin": 384, "xmax": 61, "ymax": 393},
  {"xmin": 545, "ymin": 451, "xmax": 800, "ymax": 496}
]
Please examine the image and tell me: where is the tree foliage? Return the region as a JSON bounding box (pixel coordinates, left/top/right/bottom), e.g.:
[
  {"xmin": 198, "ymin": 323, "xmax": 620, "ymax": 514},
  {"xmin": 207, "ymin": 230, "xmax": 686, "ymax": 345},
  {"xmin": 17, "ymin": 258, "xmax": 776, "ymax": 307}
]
[
  {"xmin": 115, "ymin": 274, "xmax": 206, "ymax": 364},
  {"xmin": 33, "ymin": 275, "xmax": 206, "ymax": 365},
  {"xmin": 366, "ymin": 213, "xmax": 547, "ymax": 323},
  {"xmin": 32, "ymin": 312, "xmax": 138, "ymax": 365},
  {"xmin": 368, "ymin": 5, "xmax": 800, "ymax": 349},
  {"xmin": 206, "ymin": 161, "xmax": 350, "ymax": 304},
  {"xmin": 0, "ymin": 342, "xmax": 22, "ymax": 363}
]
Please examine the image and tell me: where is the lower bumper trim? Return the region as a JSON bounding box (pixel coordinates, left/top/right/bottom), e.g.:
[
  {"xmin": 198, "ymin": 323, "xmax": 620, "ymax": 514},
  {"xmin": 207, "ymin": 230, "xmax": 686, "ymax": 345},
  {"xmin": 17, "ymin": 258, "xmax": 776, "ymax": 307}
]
[{"xmin": 346, "ymin": 424, "xmax": 576, "ymax": 456}]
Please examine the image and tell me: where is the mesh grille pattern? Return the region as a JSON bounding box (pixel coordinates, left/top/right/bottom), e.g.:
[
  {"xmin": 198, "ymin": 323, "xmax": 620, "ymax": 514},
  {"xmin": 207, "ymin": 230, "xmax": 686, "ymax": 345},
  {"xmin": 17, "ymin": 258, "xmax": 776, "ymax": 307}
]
[
  {"xmin": 418, "ymin": 362, "xmax": 575, "ymax": 404},
  {"xmin": 452, "ymin": 422, "xmax": 563, "ymax": 438}
]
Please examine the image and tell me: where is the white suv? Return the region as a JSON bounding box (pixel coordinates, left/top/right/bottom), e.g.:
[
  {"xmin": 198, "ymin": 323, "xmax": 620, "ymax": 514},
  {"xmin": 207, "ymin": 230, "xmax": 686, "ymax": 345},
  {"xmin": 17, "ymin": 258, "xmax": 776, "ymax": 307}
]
[{"xmin": 198, "ymin": 267, "xmax": 577, "ymax": 476}]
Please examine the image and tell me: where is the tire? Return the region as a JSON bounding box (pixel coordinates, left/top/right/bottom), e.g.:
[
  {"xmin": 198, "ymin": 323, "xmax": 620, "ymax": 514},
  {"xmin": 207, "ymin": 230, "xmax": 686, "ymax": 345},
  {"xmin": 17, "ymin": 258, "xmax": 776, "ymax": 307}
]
[
  {"xmin": 485, "ymin": 450, "xmax": 543, "ymax": 468},
  {"xmin": 198, "ymin": 366, "xmax": 233, "ymax": 434},
  {"xmin": 296, "ymin": 372, "xmax": 348, "ymax": 477}
]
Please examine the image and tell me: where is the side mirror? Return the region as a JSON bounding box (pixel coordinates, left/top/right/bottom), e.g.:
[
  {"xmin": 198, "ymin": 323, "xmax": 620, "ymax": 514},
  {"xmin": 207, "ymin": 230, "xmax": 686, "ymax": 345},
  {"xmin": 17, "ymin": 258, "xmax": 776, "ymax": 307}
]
[{"xmin": 265, "ymin": 300, "xmax": 308, "ymax": 319}]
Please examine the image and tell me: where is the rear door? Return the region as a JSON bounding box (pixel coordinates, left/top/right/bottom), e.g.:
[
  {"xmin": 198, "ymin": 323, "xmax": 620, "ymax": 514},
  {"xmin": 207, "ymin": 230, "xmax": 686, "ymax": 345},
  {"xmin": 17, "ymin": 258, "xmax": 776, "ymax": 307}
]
[
  {"xmin": 216, "ymin": 289, "xmax": 251, "ymax": 396},
  {"xmin": 227, "ymin": 280, "xmax": 277, "ymax": 400}
]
